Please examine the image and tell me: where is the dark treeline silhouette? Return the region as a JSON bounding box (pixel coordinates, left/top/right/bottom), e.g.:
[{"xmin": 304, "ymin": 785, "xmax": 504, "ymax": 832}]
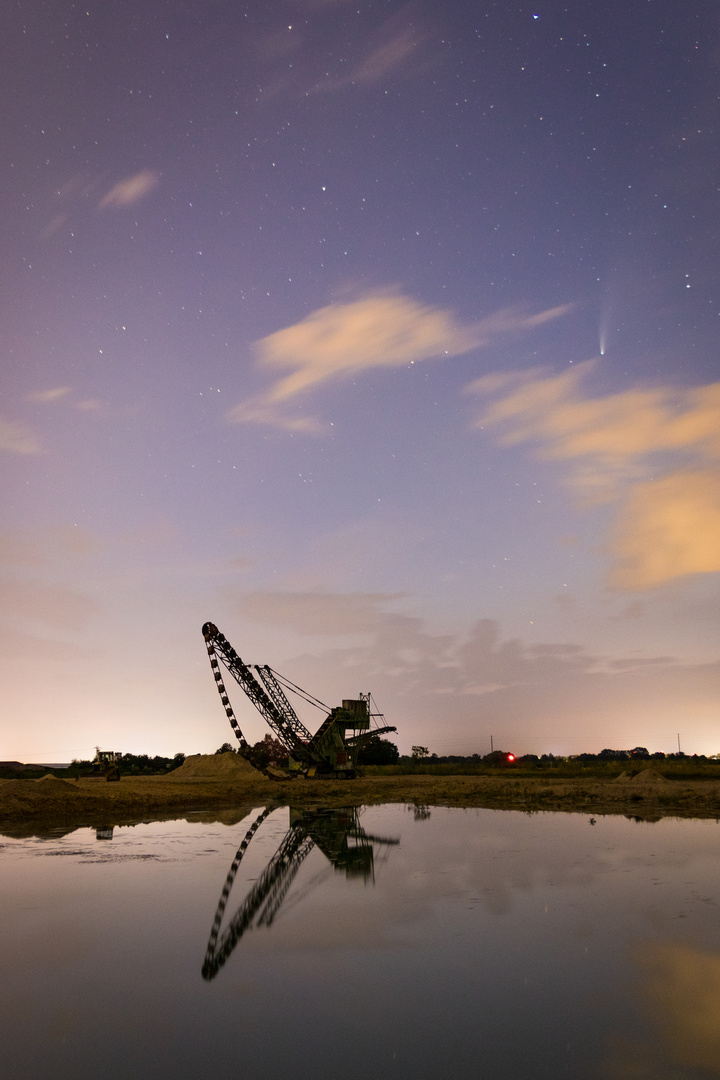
[{"xmin": 396, "ymin": 747, "xmax": 712, "ymax": 766}]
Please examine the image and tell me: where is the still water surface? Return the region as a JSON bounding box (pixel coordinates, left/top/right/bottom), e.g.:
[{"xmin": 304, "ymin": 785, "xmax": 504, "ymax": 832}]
[{"xmin": 2, "ymin": 805, "xmax": 720, "ymax": 1080}]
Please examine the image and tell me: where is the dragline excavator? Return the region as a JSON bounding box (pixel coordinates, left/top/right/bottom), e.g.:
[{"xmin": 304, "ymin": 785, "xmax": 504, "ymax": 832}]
[{"xmin": 202, "ymin": 622, "xmax": 397, "ymax": 777}]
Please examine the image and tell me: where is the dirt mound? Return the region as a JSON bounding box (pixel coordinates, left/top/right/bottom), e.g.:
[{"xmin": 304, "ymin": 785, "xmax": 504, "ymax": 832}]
[
  {"xmin": 172, "ymin": 752, "xmax": 259, "ymax": 779},
  {"xmin": 629, "ymin": 768, "xmax": 670, "ymax": 786},
  {"xmin": 612, "ymin": 768, "xmax": 670, "ymax": 786},
  {"xmin": 34, "ymin": 774, "xmax": 75, "ymax": 789}
]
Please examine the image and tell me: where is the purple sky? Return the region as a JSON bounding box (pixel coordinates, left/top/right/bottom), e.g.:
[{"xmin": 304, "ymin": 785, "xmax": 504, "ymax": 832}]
[{"xmin": 3, "ymin": 0, "xmax": 720, "ymax": 761}]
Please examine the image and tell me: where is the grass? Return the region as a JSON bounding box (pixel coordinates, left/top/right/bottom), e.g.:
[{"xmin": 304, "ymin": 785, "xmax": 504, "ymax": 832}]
[{"xmin": 362, "ymin": 758, "xmax": 720, "ymax": 781}]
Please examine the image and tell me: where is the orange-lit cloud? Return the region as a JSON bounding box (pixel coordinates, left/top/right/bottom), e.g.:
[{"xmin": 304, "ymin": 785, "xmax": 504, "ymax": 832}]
[
  {"xmin": 468, "ymin": 362, "xmax": 720, "ymax": 589},
  {"xmin": 229, "ymin": 294, "xmax": 571, "ymax": 430},
  {"xmin": 98, "ymin": 170, "xmax": 160, "ymax": 210},
  {"xmin": 0, "ymin": 419, "xmax": 40, "ymax": 455},
  {"xmin": 470, "ymin": 361, "xmax": 720, "ymax": 472},
  {"xmin": 611, "ymin": 470, "xmax": 720, "ymax": 589}
]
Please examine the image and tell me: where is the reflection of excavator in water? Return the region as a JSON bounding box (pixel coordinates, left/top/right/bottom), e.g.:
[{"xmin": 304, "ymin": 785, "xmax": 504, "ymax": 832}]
[
  {"xmin": 202, "ymin": 622, "xmax": 397, "ymax": 778},
  {"xmin": 202, "ymin": 806, "xmax": 399, "ymax": 981}
]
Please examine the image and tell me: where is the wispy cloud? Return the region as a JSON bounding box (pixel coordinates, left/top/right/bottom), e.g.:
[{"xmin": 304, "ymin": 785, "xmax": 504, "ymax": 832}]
[
  {"xmin": 0, "ymin": 579, "xmax": 100, "ymax": 631},
  {"xmin": 27, "ymin": 386, "xmax": 71, "ymax": 403},
  {"xmin": 27, "ymin": 387, "xmax": 106, "ymax": 415},
  {"xmin": 351, "ymin": 26, "xmax": 418, "ymax": 83},
  {"xmin": 239, "ymin": 589, "xmax": 408, "ymax": 636},
  {"xmin": 468, "ymin": 361, "xmax": 720, "ymax": 588},
  {"xmin": 0, "ymin": 419, "xmax": 40, "ymax": 455},
  {"xmin": 229, "ymin": 293, "xmax": 571, "ymax": 430},
  {"xmin": 98, "ymin": 170, "xmax": 160, "ymax": 210},
  {"xmin": 309, "ymin": 22, "xmax": 423, "ymax": 92},
  {"xmin": 0, "ymin": 526, "xmax": 97, "ymax": 567},
  {"xmin": 292, "ymin": 8, "xmax": 428, "ymax": 97}
]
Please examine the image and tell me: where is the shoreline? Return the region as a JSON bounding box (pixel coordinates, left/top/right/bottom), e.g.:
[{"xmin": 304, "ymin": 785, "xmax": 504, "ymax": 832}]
[{"xmin": 2, "ymin": 768, "xmax": 720, "ymax": 837}]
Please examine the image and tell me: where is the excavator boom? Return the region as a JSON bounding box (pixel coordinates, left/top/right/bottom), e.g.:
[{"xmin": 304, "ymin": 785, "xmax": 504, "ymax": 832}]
[{"xmin": 202, "ymin": 622, "xmax": 312, "ymax": 762}]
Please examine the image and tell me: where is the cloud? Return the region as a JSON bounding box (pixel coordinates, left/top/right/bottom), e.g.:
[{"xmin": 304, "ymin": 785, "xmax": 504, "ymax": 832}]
[
  {"xmin": 0, "ymin": 579, "xmax": 100, "ymax": 632},
  {"xmin": 351, "ymin": 27, "xmax": 418, "ymax": 83},
  {"xmin": 0, "ymin": 533, "xmax": 43, "ymax": 567},
  {"xmin": 0, "ymin": 419, "xmax": 40, "ymax": 454},
  {"xmin": 611, "ymin": 470, "xmax": 720, "ymax": 589},
  {"xmin": 0, "ymin": 527, "xmax": 99, "ymax": 568},
  {"xmin": 229, "ymin": 293, "xmax": 571, "ymax": 430},
  {"xmin": 230, "ymin": 589, "xmax": 720, "ymax": 754},
  {"xmin": 239, "ymin": 589, "xmax": 408, "ymax": 636},
  {"xmin": 39, "ymin": 212, "xmax": 70, "ymax": 240},
  {"xmin": 313, "ymin": 23, "xmax": 422, "ymax": 92},
  {"xmin": 469, "ymin": 361, "xmax": 720, "ymax": 472},
  {"xmin": 468, "ymin": 362, "xmax": 720, "ymax": 589},
  {"xmin": 290, "ymin": 0, "xmax": 353, "ymax": 7},
  {"xmin": 27, "ymin": 387, "xmax": 71, "ymax": 404},
  {"xmin": 297, "ymin": 9, "xmax": 429, "ymax": 97},
  {"xmin": 0, "ymin": 621, "xmax": 93, "ymax": 662},
  {"xmin": 98, "ymin": 170, "xmax": 160, "ymax": 210}
]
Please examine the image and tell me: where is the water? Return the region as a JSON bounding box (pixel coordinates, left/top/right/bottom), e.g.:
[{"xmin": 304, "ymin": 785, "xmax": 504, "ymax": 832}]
[{"xmin": 2, "ymin": 805, "xmax": 720, "ymax": 1080}]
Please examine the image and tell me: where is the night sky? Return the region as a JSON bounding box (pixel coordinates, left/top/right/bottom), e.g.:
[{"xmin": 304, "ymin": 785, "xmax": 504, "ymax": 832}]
[{"xmin": 3, "ymin": 0, "xmax": 720, "ymax": 762}]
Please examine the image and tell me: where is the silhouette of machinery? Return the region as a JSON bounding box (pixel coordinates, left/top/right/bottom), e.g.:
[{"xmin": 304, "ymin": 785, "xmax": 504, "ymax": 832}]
[
  {"xmin": 202, "ymin": 621, "xmax": 396, "ymax": 777},
  {"xmin": 202, "ymin": 806, "xmax": 399, "ymax": 980}
]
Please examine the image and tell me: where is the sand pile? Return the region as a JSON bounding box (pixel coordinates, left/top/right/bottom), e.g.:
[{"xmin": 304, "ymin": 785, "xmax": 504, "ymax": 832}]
[
  {"xmin": 173, "ymin": 752, "xmax": 259, "ymax": 779},
  {"xmin": 34, "ymin": 774, "xmax": 75, "ymax": 788},
  {"xmin": 629, "ymin": 768, "xmax": 670, "ymax": 786},
  {"xmin": 613, "ymin": 768, "xmax": 670, "ymax": 786}
]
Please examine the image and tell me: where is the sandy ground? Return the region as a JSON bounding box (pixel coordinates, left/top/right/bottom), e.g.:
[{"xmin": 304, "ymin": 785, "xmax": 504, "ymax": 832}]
[{"xmin": 2, "ymin": 754, "xmax": 720, "ymax": 837}]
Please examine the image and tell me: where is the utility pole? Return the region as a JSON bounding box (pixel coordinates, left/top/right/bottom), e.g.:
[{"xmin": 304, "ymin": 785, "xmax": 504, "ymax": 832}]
[
  {"xmin": 491, "ymin": 735, "xmax": 494, "ymax": 753},
  {"xmin": 677, "ymin": 733, "xmax": 681, "ymax": 754}
]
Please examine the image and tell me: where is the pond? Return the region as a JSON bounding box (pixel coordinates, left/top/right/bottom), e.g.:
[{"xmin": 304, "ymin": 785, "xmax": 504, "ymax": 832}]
[{"xmin": 1, "ymin": 805, "xmax": 720, "ymax": 1080}]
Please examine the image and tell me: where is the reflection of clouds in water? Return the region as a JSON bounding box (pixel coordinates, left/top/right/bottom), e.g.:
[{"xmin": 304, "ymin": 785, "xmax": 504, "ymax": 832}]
[
  {"xmin": 639, "ymin": 942, "xmax": 720, "ymax": 1073},
  {"xmin": 602, "ymin": 943, "xmax": 720, "ymax": 1079}
]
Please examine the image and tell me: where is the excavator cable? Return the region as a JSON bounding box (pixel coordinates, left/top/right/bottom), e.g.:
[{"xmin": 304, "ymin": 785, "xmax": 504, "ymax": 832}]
[{"xmin": 262, "ymin": 666, "xmax": 329, "ymax": 712}]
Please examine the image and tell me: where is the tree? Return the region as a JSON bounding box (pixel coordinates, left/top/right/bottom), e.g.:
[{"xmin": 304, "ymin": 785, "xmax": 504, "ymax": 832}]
[
  {"xmin": 411, "ymin": 746, "xmax": 429, "ymax": 760},
  {"xmin": 215, "ymin": 742, "xmax": 236, "ymax": 755},
  {"xmin": 357, "ymin": 736, "xmax": 400, "ymax": 765},
  {"xmin": 248, "ymin": 734, "xmax": 288, "ymax": 768}
]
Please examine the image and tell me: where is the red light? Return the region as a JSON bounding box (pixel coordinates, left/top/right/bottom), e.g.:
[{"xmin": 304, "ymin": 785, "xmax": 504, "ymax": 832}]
[{"xmin": 508, "ymin": 754, "xmax": 515, "ymax": 761}]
